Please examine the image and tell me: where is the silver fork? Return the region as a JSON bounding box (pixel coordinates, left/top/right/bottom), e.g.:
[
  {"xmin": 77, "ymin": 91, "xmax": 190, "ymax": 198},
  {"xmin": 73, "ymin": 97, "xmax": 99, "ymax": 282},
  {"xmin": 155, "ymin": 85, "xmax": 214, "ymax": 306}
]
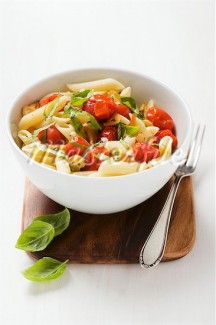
[{"xmin": 139, "ymin": 124, "xmax": 206, "ymax": 269}]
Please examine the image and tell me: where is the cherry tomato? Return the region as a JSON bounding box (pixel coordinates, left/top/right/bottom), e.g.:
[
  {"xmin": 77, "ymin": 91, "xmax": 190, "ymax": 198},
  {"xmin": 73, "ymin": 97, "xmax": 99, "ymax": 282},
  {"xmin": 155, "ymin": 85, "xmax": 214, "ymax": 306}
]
[
  {"xmin": 132, "ymin": 142, "xmax": 159, "ymax": 163},
  {"xmin": 156, "ymin": 129, "xmax": 178, "ymax": 150},
  {"xmin": 84, "ymin": 146, "xmax": 108, "ymax": 171},
  {"xmin": 39, "ymin": 93, "xmax": 58, "ymax": 107},
  {"xmin": 116, "ymin": 103, "xmax": 130, "ymax": 119},
  {"xmin": 98, "ymin": 126, "xmax": 117, "ymax": 141},
  {"xmin": 37, "ymin": 126, "xmax": 66, "ymax": 145},
  {"xmin": 83, "ymin": 95, "xmax": 117, "ymax": 121},
  {"xmin": 65, "ymin": 136, "xmax": 89, "ymax": 157},
  {"xmin": 146, "ymin": 107, "xmax": 174, "ymax": 130}
]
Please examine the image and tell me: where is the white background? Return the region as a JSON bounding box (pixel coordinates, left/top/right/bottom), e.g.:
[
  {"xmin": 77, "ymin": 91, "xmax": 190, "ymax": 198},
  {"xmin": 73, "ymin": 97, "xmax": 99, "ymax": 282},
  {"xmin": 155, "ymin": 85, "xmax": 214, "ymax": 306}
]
[{"xmin": 0, "ymin": 1, "xmax": 215, "ymax": 324}]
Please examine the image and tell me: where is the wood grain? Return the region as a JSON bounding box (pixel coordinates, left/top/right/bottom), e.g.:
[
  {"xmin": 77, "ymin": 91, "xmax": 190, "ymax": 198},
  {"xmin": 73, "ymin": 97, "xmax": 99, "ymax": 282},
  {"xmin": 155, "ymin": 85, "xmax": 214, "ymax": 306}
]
[{"xmin": 22, "ymin": 177, "xmax": 195, "ymax": 263}]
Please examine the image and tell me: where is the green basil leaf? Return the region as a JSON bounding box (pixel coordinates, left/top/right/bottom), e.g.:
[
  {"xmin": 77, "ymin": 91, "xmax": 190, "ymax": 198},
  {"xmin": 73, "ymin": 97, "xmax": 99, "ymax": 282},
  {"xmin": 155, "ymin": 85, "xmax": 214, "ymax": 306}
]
[
  {"xmin": 117, "ymin": 122, "xmax": 126, "ymax": 140},
  {"xmin": 125, "ymin": 126, "xmax": 140, "ymax": 136},
  {"xmin": 44, "ymin": 95, "xmax": 61, "ymax": 120},
  {"xmin": 34, "ymin": 208, "xmax": 70, "ymax": 237},
  {"xmin": 70, "ymin": 109, "xmax": 101, "ymax": 130},
  {"xmin": 15, "ymin": 220, "xmax": 55, "ymax": 252},
  {"xmin": 22, "ymin": 257, "xmax": 68, "ymax": 282},
  {"xmin": 71, "ymin": 90, "xmax": 92, "ymax": 107},
  {"xmin": 70, "ymin": 115, "xmax": 83, "ymax": 135},
  {"xmin": 137, "ymin": 111, "xmax": 144, "ymax": 120},
  {"xmin": 120, "ymin": 96, "xmax": 139, "ymax": 114}
]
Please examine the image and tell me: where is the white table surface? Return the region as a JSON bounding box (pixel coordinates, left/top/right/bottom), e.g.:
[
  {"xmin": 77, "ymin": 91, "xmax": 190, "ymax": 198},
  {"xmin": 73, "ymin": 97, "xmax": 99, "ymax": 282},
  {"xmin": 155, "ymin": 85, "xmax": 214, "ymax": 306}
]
[{"xmin": 0, "ymin": 1, "xmax": 215, "ymax": 324}]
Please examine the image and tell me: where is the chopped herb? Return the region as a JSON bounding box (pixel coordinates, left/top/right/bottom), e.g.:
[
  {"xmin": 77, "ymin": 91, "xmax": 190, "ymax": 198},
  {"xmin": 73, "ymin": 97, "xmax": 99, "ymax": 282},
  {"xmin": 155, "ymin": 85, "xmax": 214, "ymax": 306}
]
[
  {"xmin": 117, "ymin": 122, "xmax": 126, "ymax": 140},
  {"xmin": 120, "ymin": 96, "xmax": 139, "ymax": 114},
  {"xmin": 125, "ymin": 126, "xmax": 140, "ymax": 136},
  {"xmin": 44, "ymin": 95, "xmax": 61, "ymax": 120},
  {"xmin": 71, "ymin": 90, "xmax": 93, "ymax": 107},
  {"xmin": 137, "ymin": 111, "xmax": 145, "ymax": 120}
]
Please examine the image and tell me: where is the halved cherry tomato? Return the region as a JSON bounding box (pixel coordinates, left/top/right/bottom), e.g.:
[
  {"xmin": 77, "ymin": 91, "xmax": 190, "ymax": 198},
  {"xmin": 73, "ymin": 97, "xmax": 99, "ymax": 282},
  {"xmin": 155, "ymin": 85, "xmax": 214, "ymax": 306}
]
[
  {"xmin": 65, "ymin": 136, "xmax": 89, "ymax": 157},
  {"xmin": 116, "ymin": 103, "xmax": 130, "ymax": 119},
  {"xmin": 146, "ymin": 107, "xmax": 174, "ymax": 130},
  {"xmin": 132, "ymin": 142, "xmax": 159, "ymax": 163},
  {"xmin": 39, "ymin": 93, "xmax": 58, "ymax": 107},
  {"xmin": 156, "ymin": 129, "xmax": 178, "ymax": 150},
  {"xmin": 37, "ymin": 126, "xmax": 66, "ymax": 145},
  {"xmin": 84, "ymin": 146, "xmax": 108, "ymax": 171},
  {"xmin": 83, "ymin": 95, "xmax": 117, "ymax": 121},
  {"xmin": 98, "ymin": 126, "xmax": 117, "ymax": 141}
]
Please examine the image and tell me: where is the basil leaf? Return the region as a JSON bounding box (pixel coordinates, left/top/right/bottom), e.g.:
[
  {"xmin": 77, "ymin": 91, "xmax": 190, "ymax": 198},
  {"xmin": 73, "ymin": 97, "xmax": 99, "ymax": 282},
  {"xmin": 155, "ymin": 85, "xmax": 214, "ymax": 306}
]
[
  {"xmin": 22, "ymin": 257, "xmax": 68, "ymax": 282},
  {"xmin": 34, "ymin": 208, "xmax": 70, "ymax": 237},
  {"xmin": 70, "ymin": 108, "xmax": 101, "ymax": 130},
  {"xmin": 15, "ymin": 221, "xmax": 55, "ymax": 252},
  {"xmin": 71, "ymin": 90, "xmax": 92, "ymax": 107},
  {"xmin": 125, "ymin": 126, "xmax": 140, "ymax": 136},
  {"xmin": 70, "ymin": 115, "xmax": 83, "ymax": 135},
  {"xmin": 44, "ymin": 95, "xmax": 61, "ymax": 120},
  {"xmin": 137, "ymin": 111, "xmax": 144, "ymax": 120},
  {"xmin": 120, "ymin": 96, "xmax": 139, "ymax": 114},
  {"xmin": 117, "ymin": 122, "xmax": 126, "ymax": 140}
]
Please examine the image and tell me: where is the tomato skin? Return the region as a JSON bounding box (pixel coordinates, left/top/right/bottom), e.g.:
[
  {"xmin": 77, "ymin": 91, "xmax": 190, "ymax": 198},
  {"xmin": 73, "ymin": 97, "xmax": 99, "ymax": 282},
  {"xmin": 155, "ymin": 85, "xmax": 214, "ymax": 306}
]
[
  {"xmin": 65, "ymin": 136, "xmax": 89, "ymax": 157},
  {"xmin": 116, "ymin": 104, "xmax": 130, "ymax": 119},
  {"xmin": 156, "ymin": 129, "xmax": 178, "ymax": 150},
  {"xmin": 83, "ymin": 146, "xmax": 108, "ymax": 171},
  {"xmin": 37, "ymin": 126, "xmax": 66, "ymax": 145},
  {"xmin": 146, "ymin": 107, "xmax": 174, "ymax": 130},
  {"xmin": 132, "ymin": 142, "xmax": 159, "ymax": 163},
  {"xmin": 39, "ymin": 94, "xmax": 58, "ymax": 107},
  {"xmin": 98, "ymin": 126, "xmax": 117, "ymax": 141}
]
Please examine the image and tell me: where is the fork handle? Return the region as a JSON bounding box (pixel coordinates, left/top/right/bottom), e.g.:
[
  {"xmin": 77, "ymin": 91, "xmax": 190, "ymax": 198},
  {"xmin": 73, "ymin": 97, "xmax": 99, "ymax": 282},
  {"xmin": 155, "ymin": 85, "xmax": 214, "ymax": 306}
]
[{"xmin": 139, "ymin": 175, "xmax": 183, "ymax": 269}]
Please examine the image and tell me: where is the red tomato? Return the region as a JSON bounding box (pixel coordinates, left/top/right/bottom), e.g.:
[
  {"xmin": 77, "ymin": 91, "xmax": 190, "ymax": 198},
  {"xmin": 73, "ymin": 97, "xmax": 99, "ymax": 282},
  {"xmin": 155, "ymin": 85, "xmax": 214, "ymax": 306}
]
[
  {"xmin": 146, "ymin": 107, "xmax": 174, "ymax": 130},
  {"xmin": 37, "ymin": 126, "xmax": 66, "ymax": 145},
  {"xmin": 156, "ymin": 129, "xmax": 178, "ymax": 149},
  {"xmin": 39, "ymin": 93, "xmax": 58, "ymax": 107},
  {"xmin": 132, "ymin": 142, "xmax": 159, "ymax": 163},
  {"xmin": 116, "ymin": 104, "xmax": 130, "ymax": 119},
  {"xmin": 65, "ymin": 136, "xmax": 89, "ymax": 157},
  {"xmin": 84, "ymin": 146, "xmax": 108, "ymax": 171},
  {"xmin": 83, "ymin": 95, "xmax": 117, "ymax": 121},
  {"xmin": 98, "ymin": 126, "xmax": 117, "ymax": 141}
]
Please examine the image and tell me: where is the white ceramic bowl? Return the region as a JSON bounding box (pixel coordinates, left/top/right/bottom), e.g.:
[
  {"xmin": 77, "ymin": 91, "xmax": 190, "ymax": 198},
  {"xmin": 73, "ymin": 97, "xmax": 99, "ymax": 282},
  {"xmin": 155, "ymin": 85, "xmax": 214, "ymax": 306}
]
[{"xmin": 7, "ymin": 68, "xmax": 192, "ymax": 214}]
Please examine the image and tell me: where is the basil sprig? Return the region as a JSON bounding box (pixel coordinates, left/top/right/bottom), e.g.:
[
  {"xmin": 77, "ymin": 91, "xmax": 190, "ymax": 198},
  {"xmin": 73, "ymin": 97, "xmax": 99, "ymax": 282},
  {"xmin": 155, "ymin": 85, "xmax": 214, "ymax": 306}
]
[
  {"xmin": 22, "ymin": 257, "xmax": 68, "ymax": 282},
  {"xmin": 71, "ymin": 90, "xmax": 93, "ymax": 107},
  {"xmin": 34, "ymin": 208, "xmax": 70, "ymax": 237},
  {"xmin": 15, "ymin": 220, "xmax": 55, "ymax": 252},
  {"xmin": 15, "ymin": 208, "xmax": 70, "ymax": 251}
]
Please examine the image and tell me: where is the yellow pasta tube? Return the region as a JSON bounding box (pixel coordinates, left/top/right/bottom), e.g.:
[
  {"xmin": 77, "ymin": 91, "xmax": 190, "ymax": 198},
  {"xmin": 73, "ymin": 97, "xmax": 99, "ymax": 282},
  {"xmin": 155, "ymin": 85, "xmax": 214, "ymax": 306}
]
[
  {"xmin": 67, "ymin": 78, "xmax": 125, "ymax": 92},
  {"xmin": 18, "ymin": 96, "xmax": 68, "ymax": 130},
  {"xmin": 98, "ymin": 160, "xmax": 140, "ymax": 176}
]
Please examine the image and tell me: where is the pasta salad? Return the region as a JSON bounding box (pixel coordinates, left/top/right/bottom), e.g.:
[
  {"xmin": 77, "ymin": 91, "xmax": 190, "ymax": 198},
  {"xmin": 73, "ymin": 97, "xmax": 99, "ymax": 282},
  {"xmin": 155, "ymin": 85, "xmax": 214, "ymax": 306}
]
[{"xmin": 18, "ymin": 78, "xmax": 178, "ymax": 176}]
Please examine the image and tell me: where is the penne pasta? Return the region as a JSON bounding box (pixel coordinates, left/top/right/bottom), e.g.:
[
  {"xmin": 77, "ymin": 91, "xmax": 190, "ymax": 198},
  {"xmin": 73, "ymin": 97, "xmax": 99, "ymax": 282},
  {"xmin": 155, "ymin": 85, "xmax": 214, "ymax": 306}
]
[
  {"xmin": 67, "ymin": 78, "xmax": 125, "ymax": 92},
  {"xmin": 120, "ymin": 87, "xmax": 131, "ymax": 97},
  {"xmin": 56, "ymin": 158, "xmax": 71, "ymax": 174},
  {"xmin": 18, "ymin": 130, "xmax": 33, "ymax": 145},
  {"xmin": 98, "ymin": 160, "xmax": 140, "ymax": 176},
  {"xmin": 18, "ymin": 95, "xmax": 68, "ymax": 130}
]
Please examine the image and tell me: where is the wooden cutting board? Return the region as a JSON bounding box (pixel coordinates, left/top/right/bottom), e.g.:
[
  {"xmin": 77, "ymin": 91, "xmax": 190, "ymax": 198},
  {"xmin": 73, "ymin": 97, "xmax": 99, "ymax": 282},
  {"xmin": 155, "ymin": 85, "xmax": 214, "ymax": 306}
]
[{"xmin": 22, "ymin": 177, "xmax": 195, "ymax": 263}]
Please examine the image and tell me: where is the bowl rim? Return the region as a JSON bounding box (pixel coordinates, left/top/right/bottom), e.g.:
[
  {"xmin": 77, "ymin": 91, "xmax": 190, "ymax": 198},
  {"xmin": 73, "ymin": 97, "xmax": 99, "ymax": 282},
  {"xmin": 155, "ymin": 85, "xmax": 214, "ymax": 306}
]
[{"xmin": 6, "ymin": 67, "xmax": 193, "ymax": 180}]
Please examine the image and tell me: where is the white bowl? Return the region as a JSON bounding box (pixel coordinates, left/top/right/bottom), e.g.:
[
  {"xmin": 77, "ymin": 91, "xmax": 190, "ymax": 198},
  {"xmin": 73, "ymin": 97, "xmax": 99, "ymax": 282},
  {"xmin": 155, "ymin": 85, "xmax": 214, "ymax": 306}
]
[{"xmin": 6, "ymin": 68, "xmax": 192, "ymax": 214}]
